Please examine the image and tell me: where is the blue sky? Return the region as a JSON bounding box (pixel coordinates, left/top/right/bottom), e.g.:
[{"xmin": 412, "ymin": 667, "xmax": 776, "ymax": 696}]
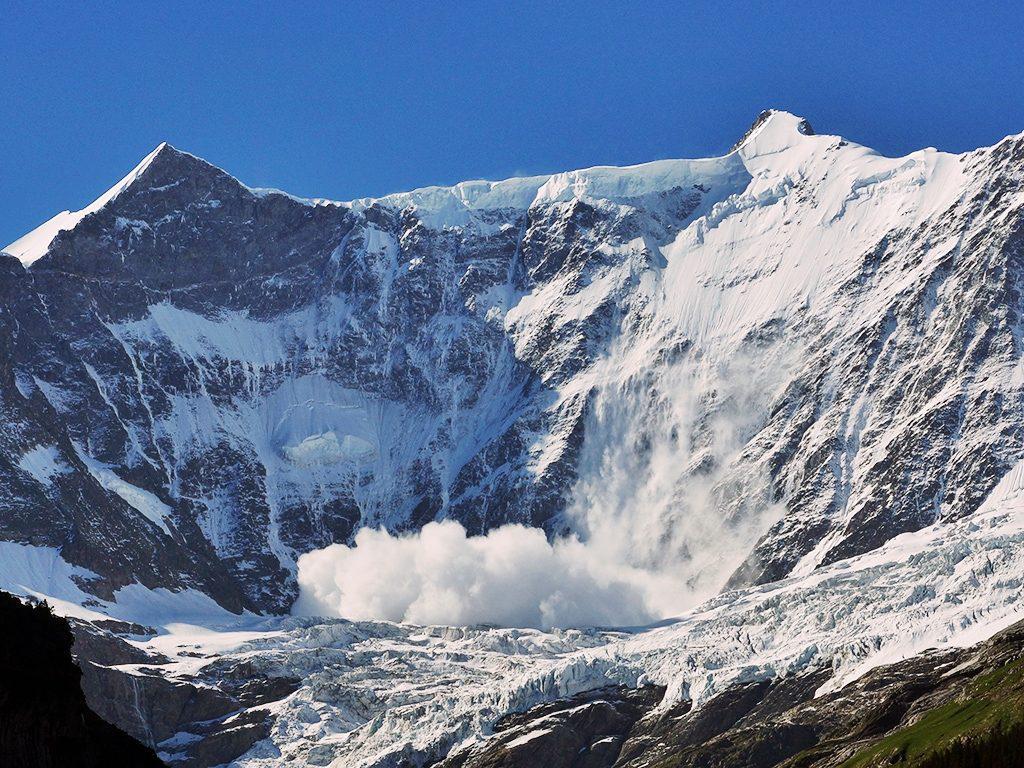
[{"xmin": 3, "ymin": 1, "xmax": 1023, "ymax": 247}]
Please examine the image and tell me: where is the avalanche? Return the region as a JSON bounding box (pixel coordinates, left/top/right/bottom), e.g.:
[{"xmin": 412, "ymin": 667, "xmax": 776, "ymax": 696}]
[
  {"xmin": 4, "ymin": 455, "xmax": 1011, "ymax": 767},
  {"xmin": 220, "ymin": 460, "xmax": 1024, "ymax": 765}
]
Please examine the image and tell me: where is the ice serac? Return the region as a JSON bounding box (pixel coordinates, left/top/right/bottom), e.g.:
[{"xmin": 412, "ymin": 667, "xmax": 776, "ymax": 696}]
[{"xmin": 2, "ymin": 111, "xmax": 1024, "ymax": 618}]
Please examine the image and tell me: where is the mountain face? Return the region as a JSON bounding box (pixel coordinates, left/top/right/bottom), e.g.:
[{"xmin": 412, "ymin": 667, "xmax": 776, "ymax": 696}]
[
  {"xmin": 5, "ymin": 110, "xmax": 1024, "ymax": 768},
  {"xmin": 0, "ymin": 591, "xmax": 163, "ymax": 768},
  {"xmin": 3, "ymin": 111, "xmax": 1024, "ymax": 615}
]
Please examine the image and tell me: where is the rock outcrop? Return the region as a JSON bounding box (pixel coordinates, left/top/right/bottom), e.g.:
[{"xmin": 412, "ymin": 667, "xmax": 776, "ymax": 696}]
[{"xmin": 0, "ymin": 590, "xmax": 163, "ymax": 767}]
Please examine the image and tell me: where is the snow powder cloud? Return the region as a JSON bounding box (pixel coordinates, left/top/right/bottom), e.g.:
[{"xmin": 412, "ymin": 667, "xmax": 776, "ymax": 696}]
[
  {"xmin": 295, "ymin": 351, "xmax": 789, "ymax": 630},
  {"xmin": 293, "ymin": 520, "xmax": 682, "ymax": 629}
]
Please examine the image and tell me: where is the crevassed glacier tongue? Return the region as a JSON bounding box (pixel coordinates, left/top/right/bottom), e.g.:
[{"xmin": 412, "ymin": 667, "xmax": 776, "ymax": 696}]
[{"xmin": 133, "ymin": 458, "xmax": 1024, "ymax": 767}]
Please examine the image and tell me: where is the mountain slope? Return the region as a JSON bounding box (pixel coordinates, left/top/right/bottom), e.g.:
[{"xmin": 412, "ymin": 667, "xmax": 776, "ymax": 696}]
[
  {"xmin": 38, "ymin": 465, "xmax": 1022, "ymax": 767},
  {"xmin": 2, "ymin": 110, "xmax": 1024, "ymax": 618}
]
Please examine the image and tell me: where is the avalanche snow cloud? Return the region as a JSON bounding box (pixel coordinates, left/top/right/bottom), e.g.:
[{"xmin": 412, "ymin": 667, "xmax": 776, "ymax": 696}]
[
  {"xmin": 293, "ymin": 300, "xmax": 791, "ymax": 629},
  {"xmin": 294, "ymin": 521, "xmax": 671, "ymax": 629}
]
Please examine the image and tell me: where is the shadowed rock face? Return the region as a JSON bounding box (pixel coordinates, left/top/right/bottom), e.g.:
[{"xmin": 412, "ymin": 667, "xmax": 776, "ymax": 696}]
[
  {"xmin": 436, "ymin": 685, "xmax": 667, "ymax": 768},
  {"xmin": 4, "ymin": 113, "xmax": 1024, "ymax": 617},
  {"xmin": 0, "ymin": 591, "xmax": 163, "ymax": 767},
  {"xmin": 64, "ymin": 619, "xmax": 299, "ymax": 767}
]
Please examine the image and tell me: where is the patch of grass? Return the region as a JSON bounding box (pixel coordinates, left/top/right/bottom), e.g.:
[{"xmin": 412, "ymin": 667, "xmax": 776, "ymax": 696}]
[
  {"xmin": 837, "ymin": 657, "xmax": 1024, "ymax": 768},
  {"xmin": 917, "ymin": 720, "xmax": 1024, "ymax": 768}
]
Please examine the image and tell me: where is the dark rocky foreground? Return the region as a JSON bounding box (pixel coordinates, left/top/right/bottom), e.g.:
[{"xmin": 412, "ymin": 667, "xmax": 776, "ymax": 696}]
[
  {"xmin": 437, "ymin": 619, "xmax": 1024, "ymax": 768},
  {"xmin": 436, "ymin": 685, "xmax": 667, "ymax": 768},
  {"xmin": 64, "ymin": 619, "xmax": 298, "ymax": 767},
  {"xmin": 53, "ymin": 609, "xmax": 1024, "ymax": 768},
  {"xmin": 0, "ymin": 590, "xmax": 163, "ymax": 768}
]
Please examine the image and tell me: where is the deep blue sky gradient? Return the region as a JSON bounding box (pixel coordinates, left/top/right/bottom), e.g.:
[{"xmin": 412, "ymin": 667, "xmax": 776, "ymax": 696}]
[{"xmin": 3, "ymin": 1, "xmax": 1023, "ymax": 246}]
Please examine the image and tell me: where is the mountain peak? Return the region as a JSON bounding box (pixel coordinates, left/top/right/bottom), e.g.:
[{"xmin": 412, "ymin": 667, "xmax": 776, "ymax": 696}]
[
  {"xmin": 138, "ymin": 141, "xmax": 212, "ymax": 176},
  {"xmin": 3, "ymin": 142, "xmax": 228, "ymax": 266},
  {"xmin": 731, "ymin": 109, "xmax": 814, "ymax": 153}
]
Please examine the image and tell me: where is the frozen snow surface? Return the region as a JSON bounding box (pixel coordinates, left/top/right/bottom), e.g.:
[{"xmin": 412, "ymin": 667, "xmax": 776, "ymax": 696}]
[
  {"xmin": 0, "ymin": 540, "xmax": 248, "ymax": 627},
  {"xmin": 75, "ymin": 449, "xmax": 175, "ymax": 535},
  {"xmin": 16, "ymin": 445, "xmax": 69, "ymax": 485},
  {"xmin": 5, "ymin": 142, "xmax": 172, "ymax": 265}
]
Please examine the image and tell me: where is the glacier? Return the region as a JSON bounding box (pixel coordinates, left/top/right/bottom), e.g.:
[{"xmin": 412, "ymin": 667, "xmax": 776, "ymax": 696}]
[{"xmin": 3, "ymin": 454, "xmax": 1021, "ymax": 766}]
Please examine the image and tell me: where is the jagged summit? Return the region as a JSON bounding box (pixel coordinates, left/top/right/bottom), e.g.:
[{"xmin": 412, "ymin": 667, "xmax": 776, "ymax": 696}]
[
  {"xmin": 4, "ymin": 111, "xmax": 821, "ymax": 265},
  {"xmin": 4, "ymin": 141, "xmax": 229, "ymax": 266},
  {"xmin": 135, "ymin": 140, "xmax": 228, "ymax": 182}
]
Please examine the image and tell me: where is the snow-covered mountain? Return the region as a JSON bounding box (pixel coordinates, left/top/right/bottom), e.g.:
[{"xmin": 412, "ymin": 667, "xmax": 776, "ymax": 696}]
[
  {"xmin": 3, "ymin": 109, "xmax": 1024, "ymax": 766},
  {"xmin": 5, "ymin": 110, "xmax": 1023, "ymax": 617}
]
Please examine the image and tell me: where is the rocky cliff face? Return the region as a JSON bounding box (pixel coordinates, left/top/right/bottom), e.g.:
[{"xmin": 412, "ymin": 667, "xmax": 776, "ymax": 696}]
[
  {"xmin": 0, "ymin": 591, "xmax": 163, "ymax": 767},
  {"xmin": 2, "ymin": 109, "xmax": 1024, "ymax": 621}
]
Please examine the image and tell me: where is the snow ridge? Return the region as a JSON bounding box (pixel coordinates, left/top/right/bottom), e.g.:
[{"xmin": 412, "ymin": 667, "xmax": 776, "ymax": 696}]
[{"xmin": 4, "ymin": 110, "xmax": 808, "ymax": 263}]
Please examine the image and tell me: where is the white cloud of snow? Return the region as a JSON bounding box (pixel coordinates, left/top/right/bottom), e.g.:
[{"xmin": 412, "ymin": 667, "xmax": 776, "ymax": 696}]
[
  {"xmin": 295, "ymin": 351, "xmax": 791, "ymax": 630},
  {"xmin": 293, "ymin": 521, "xmax": 684, "ymax": 629}
]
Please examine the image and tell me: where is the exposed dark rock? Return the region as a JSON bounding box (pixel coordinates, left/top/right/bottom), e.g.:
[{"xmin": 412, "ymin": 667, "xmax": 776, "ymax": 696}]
[
  {"xmin": 613, "ymin": 620, "xmax": 1024, "ymax": 768},
  {"xmin": 437, "ymin": 685, "xmax": 666, "ymax": 768},
  {"xmin": 65, "ymin": 618, "xmax": 299, "ymax": 767},
  {"xmin": 0, "ymin": 590, "xmax": 163, "ymax": 767}
]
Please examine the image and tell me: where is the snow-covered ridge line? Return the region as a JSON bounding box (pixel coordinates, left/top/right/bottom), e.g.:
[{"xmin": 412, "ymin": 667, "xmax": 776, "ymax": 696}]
[
  {"xmin": 5, "ymin": 142, "xmax": 173, "ymax": 265},
  {"xmin": 345, "ymin": 152, "xmax": 744, "ymax": 222},
  {"xmin": 6, "ymin": 123, "xmax": 754, "ymax": 263},
  {"xmin": 8, "ymin": 108, "xmax": 993, "ymax": 266}
]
